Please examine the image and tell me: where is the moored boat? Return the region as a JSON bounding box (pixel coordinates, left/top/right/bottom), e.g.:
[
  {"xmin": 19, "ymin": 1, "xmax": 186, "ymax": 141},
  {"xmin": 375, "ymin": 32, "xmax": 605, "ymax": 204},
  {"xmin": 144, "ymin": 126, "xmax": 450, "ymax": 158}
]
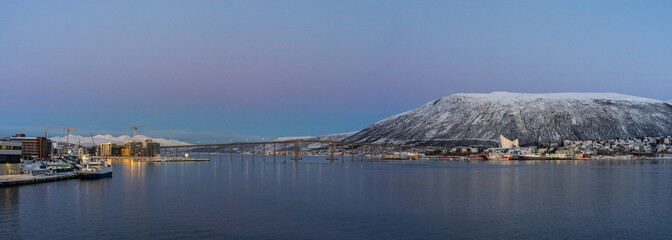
[
  {"xmin": 80, "ymin": 159, "xmax": 113, "ymax": 179},
  {"xmin": 467, "ymin": 154, "xmax": 488, "ymax": 161},
  {"xmin": 487, "ymin": 153, "xmax": 512, "ymax": 160}
]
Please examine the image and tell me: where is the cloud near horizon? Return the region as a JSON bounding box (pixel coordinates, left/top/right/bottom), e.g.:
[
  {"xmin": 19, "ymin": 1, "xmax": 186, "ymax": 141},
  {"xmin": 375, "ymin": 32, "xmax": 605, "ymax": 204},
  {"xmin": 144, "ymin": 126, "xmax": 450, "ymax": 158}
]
[{"xmin": 49, "ymin": 134, "xmax": 191, "ymax": 147}]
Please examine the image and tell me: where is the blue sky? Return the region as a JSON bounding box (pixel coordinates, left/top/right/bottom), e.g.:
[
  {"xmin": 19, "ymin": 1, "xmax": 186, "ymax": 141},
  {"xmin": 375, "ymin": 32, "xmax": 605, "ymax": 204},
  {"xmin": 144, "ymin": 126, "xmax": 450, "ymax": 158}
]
[{"xmin": 2, "ymin": 1, "xmax": 671, "ymax": 143}]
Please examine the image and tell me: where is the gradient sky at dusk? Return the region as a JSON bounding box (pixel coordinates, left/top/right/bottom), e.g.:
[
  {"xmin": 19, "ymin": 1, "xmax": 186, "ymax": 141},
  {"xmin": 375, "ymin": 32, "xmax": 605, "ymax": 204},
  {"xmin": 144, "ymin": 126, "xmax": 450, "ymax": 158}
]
[{"xmin": 2, "ymin": 1, "xmax": 671, "ymax": 143}]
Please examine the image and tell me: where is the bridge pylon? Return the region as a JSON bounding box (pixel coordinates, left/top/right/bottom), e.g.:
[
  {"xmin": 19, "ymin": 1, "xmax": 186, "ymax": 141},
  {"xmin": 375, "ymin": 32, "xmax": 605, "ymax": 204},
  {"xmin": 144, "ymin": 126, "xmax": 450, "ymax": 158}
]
[
  {"xmin": 326, "ymin": 143, "xmax": 338, "ymax": 161},
  {"xmin": 290, "ymin": 142, "xmax": 302, "ymax": 160}
]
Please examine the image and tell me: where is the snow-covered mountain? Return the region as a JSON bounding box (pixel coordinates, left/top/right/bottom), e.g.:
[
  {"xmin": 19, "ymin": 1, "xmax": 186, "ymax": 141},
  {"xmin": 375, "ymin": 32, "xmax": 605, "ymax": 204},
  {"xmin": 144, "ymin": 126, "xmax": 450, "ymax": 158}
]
[
  {"xmin": 196, "ymin": 132, "xmax": 358, "ymax": 153},
  {"xmin": 273, "ymin": 132, "xmax": 357, "ymax": 142},
  {"xmin": 49, "ymin": 134, "xmax": 190, "ymax": 147},
  {"xmin": 345, "ymin": 92, "xmax": 672, "ymax": 147},
  {"xmin": 270, "ymin": 132, "xmax": 358, "ymax": 151}
]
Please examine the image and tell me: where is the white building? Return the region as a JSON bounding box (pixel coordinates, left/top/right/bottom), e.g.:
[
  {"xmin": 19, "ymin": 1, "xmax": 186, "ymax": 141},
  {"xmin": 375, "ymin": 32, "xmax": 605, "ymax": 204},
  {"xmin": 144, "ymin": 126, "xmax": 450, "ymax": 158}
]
[{"xmin": 499, "ymin": 135, "xmax": 519, "ymax": 149}]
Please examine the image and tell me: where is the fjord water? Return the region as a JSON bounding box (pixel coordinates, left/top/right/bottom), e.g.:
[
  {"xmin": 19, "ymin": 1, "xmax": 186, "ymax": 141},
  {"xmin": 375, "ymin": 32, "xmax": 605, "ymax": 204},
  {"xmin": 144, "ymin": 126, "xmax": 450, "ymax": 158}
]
[{"xmin": 2, "ymin": 156, "xmax": 672, "ymax": 239}]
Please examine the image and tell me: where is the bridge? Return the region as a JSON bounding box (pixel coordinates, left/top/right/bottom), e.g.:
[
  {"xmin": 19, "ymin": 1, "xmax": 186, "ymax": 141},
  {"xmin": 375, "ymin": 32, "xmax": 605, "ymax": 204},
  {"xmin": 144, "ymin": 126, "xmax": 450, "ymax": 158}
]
[{"xmin": 160, "ymin": 140, "xmax": 437, "ymax": 163}]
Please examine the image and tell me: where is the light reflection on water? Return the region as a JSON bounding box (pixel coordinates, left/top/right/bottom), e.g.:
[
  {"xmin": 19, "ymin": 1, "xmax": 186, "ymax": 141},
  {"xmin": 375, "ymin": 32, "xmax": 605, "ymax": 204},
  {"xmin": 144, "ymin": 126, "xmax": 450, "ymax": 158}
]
[{"xmin": 1, "ymin": 156, "xmax": 672, "ymax": 239}]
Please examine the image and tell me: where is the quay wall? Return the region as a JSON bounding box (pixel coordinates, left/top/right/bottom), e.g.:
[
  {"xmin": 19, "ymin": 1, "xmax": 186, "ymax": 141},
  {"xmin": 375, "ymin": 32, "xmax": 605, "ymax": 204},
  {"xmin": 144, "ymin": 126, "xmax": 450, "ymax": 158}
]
[{"xmin": 0, "ymin": 173, "xmax": 80, "ymax": 187}]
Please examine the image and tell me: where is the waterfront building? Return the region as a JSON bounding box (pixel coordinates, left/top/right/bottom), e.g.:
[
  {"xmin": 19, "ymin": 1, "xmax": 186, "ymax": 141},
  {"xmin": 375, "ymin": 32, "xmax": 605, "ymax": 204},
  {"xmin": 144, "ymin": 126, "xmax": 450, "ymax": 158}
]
[
  {"xmin": 499, "ymin": 135, "xmax": 520, "ymax": 148},
  {"xmin": 0, "ymin": 141, "xmax": 22, "ymax": 175},
  {"xmin": 122, "ymin": 141, "xmax": 142, "ymax": 156},
  {"xmin": 141, "ymin": 139, "xmax": 160, "ymax": 157},
  {"xmin": 100, "ymin": 143, "xmax": 123, "ymax": 156},
  {"xmin": 10, "ymin": 134, "xmax": 52, "ymax": 159},
  {"xmin": 102, "ymin": 140, "xmax": 161, "ymax": 157},
  {"xmin": 101, "ymin": 143, "xmax": 112, "ymax": 156},
  {"xmin": 121, "ymin": 148, "xmax": 132, "ymax": 157}
]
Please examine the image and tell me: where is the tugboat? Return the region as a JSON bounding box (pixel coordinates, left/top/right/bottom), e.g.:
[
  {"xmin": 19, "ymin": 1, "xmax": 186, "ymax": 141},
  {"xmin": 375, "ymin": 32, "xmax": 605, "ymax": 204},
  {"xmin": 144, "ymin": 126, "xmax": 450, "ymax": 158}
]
[{"xmin": 80, "ymin": 158, "xmax": 113, "ymax": 179}]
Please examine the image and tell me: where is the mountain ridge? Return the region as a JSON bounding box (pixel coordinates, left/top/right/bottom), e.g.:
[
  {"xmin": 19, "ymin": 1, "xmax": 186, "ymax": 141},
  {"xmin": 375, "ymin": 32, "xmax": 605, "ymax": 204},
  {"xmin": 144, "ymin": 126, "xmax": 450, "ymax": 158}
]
[{"xmin": 345, "ymin": 92, "xmax": 672, "ymax": 147}]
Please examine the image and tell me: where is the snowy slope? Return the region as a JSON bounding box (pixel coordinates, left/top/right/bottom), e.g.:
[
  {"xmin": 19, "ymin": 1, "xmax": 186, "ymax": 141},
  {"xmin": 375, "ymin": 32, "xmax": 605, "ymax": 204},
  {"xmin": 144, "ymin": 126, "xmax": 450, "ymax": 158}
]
[
  {"xmin": 271, "ymin": 132, "xmax": 358, "ymax": 151},
  {"xmin": 50, "ymin": 134, "xmax": 190, "ymax": 147},
  {"xmin": 346, "ymin": 92, "xmax": 672, "ymax": 147},
  {"xmin": 274, "ymin": 136, "xmax": 315, "ymax": 141},
  {"xmin": 197, "ymin": 132, "xmax": 359, "ymax": 153}
]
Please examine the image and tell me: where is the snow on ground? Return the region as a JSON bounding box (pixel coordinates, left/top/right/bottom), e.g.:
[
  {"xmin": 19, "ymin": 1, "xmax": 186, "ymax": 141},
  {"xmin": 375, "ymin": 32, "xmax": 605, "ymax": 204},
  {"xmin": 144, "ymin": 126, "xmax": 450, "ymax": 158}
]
[
  {"xmin": 451, "ymin": 92, "xmax": 664, "ymax": 103},
  {"xmin": 273, "ymin": 136, "xmax": 315, "ymax": 141},
  {"xmin": 263, "ymin": 132, "xmax": 359, "ymax": 151},
  {"xmin": 347, "ymin": 92, "xmax": 672, "ymax": 147}
]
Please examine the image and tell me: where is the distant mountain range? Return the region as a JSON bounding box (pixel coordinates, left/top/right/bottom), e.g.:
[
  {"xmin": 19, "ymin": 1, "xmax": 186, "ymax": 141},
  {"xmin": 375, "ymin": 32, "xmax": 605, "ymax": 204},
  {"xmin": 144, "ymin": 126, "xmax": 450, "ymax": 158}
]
[
  {"xmin": 269, "ymin": 132, "xmax": 357, "ymax": 152},
  {"xmin": 341, "ymin": 92, "xmax": 672, "ymax": 147},
  {"xmin": 49, "ymin": 134, "xmax": 190, "ymax": 147},
  {"xmin": 194, "ymin": 132, "xmax": 357, "ymax": 153},
  {"xmin": 273, "ymin": 132, "xmax": 357, "ymax": 142}
]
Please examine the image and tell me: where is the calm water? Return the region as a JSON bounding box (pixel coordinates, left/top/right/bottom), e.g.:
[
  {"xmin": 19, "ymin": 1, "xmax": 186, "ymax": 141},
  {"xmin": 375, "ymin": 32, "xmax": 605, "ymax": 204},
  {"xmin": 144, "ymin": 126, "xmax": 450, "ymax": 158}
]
[{"xmin": 2, "ymin": 156, "xmax": 672, "ymax": 239}]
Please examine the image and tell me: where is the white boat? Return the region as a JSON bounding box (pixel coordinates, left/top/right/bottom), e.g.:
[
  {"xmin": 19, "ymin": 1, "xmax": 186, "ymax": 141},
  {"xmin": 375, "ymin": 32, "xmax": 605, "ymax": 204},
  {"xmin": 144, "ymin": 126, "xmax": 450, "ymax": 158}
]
[
  {"xmin": 487, "ymin": 153, "xmax": 513, "ymax": 160},
  {"xmin": 80, "ymin": 159, "xmax": 113, "ymax": 179},
  {"xmin": 46, "ymin": 160, "xmax": 73, "ymax": 170},
  {"xmin": 23, "ymin": 161, "xmax": 54, "ymax": 176}
]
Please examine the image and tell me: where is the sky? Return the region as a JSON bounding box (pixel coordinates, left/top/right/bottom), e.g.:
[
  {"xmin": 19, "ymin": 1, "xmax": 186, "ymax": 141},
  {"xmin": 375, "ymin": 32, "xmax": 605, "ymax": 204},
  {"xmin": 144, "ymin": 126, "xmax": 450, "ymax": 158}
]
[{"xmin": 2, "ymin": 1, "xmax": 671, "ymax": 143}]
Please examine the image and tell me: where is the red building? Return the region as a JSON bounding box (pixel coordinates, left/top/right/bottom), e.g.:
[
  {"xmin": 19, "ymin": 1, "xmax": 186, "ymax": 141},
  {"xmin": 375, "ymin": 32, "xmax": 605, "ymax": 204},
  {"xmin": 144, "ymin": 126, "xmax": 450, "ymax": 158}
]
[{"xmin": 10, "ymin": 134, "xmax": 52, "ymax": 159}]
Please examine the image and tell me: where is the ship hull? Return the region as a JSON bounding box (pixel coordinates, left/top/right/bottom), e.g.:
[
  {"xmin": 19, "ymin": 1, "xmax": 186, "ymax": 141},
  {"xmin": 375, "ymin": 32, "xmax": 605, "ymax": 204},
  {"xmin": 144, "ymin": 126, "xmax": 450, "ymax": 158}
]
[{"xmin": 81, "ymin": 171, "xmax": 112, "ymax": 179}]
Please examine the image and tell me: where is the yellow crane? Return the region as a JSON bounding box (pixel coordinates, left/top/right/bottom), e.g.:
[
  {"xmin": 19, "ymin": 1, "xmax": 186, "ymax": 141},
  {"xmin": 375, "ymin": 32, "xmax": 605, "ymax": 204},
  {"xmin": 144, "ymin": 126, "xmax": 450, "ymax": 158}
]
[
  {"xmin": 44, "ymin": 127, "xmax": 77, "ymax": 147},
  {"xmin": 131, "ymin": 125, "xmax": 148, "ymax": 142}
]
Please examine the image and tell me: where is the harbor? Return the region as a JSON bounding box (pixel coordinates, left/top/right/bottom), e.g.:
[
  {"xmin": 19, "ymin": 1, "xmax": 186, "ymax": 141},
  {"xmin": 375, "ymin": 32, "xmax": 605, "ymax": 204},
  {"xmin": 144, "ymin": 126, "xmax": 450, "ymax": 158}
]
[
  {"xmin": 2, "ymin": 127, "xmax": 672, "ymax": 193},
  {"xmin": 0, "ymin": 155, "xmax": 211, "ymax": 187},
  {"xmin": 4, "ymin": 155, "xmax": 672, "ymax": 239}
]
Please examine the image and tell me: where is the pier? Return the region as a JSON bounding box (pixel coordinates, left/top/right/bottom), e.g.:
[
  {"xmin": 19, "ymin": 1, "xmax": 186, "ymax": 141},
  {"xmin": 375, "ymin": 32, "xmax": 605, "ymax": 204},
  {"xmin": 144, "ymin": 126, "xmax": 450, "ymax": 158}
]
[{"xmin": 0, "ymin": 172, "xmax": 80, "ymax": 187}]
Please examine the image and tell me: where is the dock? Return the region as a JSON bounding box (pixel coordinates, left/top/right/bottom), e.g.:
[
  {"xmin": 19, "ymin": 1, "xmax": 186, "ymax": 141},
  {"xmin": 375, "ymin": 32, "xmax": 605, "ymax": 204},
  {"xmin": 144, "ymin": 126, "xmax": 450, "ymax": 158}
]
[{"xmin": 0, "ymin": 172, "xmax": 80, "ymax": 187}]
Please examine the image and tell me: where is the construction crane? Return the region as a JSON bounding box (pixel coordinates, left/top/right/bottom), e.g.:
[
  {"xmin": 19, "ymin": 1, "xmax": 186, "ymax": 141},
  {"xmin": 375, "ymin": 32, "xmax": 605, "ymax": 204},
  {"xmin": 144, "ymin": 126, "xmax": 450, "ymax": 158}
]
[
  {"xmin": 44, "ymin": 127, "xmax": 77, "ymax": 147},
  {"xmin": 43, "ymin": 127, "xmax": 51, "ymax": 138},
  {"xmin": 63, "ymin": 128, "xmax": 77, "ymax": 148},
  {"xmin": 131, "ymin": 125, "xmax": 148, "ymax": 142}
]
